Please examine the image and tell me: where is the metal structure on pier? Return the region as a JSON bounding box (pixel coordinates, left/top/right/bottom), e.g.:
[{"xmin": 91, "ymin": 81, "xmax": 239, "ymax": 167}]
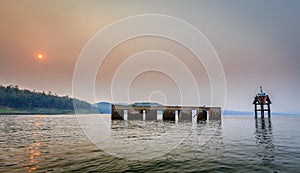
[{"xmin": 253, "ymin": 86, "xmax": 272, "ymax": 118}]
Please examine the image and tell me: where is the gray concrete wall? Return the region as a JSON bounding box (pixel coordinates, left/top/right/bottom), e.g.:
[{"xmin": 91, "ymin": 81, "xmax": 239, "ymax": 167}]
[
  {"xmin": 179, "ymin": 110, "xmax": 192, "ymax": 121},
  {"xmin": 146, "ymin": 110, "xmax": 157, "ymax": 121},
  {"xmin": 128, "ymin": 109, "xmax": 143, "ymax": 120},
  {"xmin": 209, "ymin": 107, "xmax": 221, "ymax": 120},
  {"xmin": 111, "ymin": 104, "xmax": 221, "ymax": 121}
]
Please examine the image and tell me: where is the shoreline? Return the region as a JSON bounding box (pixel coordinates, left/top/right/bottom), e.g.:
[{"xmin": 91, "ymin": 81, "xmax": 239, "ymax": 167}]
[{"xmin": 0, "ymin": 112, "xmax": 75, "ymax": 115}]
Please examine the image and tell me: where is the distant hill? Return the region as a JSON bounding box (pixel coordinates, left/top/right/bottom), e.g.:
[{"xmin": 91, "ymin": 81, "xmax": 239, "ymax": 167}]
[
  {"xmin": 132, "ymin": 102, "xmax": 163, "ymax": 107},
  {"xmin": 223, "ymin": 110, "xmax": 299, "ymax": 116},
  {"xmin": 96, "ymin": 102, "xmax": 112, "ymax": 114},
  {"xmin": 223, "ymin": 110, "xmax": 253, "ymax": 115},
  {"xmin": 0, "ymin": 84, "xmax": 96, "ymax": 114},
  {"xmin": 96, "ymin": 102, "xmax": 163, "ymax": 114},
  {"xmin": 94, "ymin": 101, "xmax": 300, "ymax": 116}
]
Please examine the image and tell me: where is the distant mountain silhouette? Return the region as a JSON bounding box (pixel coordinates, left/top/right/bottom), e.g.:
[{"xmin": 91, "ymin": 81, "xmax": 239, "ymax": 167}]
[
  {"xmin": 223, "ymin": 110, "xmax": 299, "ymax": 116},
  {"xmin": 95, "ymin": 101, "xmax": 299, "ymax": 116},
  {"xmin": 96, "ymin": 102, "xmax": 112, "ymax": 114},
  {"xmin": 132, "ymin": 102, "xmax": 163, "ymax": 107},
  {"xmin": 96, "ymin": 102, "xmax": 163, "ymax": 114},
  {"xmin": 223, "ymin": 110, "xmax": 253, "ymax": 115},
  {"xmin": 0, "ymin": 84, "xmax": 95, "ymax": 114}
]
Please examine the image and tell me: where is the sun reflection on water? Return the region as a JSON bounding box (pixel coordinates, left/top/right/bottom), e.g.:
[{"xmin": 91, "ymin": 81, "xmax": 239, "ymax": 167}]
[{"xmin": 25, "ymin": 115, "xmax": 43, "ymax": 172}]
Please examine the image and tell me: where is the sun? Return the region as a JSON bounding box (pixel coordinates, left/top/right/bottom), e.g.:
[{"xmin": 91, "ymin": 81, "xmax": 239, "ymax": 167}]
[{"xmin": 35, "ymin": 52, "xmax": 46, "ymax": 61}]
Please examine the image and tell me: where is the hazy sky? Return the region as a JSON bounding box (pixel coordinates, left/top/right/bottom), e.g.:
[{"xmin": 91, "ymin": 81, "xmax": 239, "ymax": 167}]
[{"xmin": 1, "ymin": 0, "xmax": 300, "ymax": 113}]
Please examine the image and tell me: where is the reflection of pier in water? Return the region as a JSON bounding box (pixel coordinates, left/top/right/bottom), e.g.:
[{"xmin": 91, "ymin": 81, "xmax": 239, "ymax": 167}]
[
  {"xmin": 109, "ymin": 118, "xmax": 223, "ymax": 160},
  {"xmin": 255, "ymin": 118, "xmax": 275, "ymax": 163}
]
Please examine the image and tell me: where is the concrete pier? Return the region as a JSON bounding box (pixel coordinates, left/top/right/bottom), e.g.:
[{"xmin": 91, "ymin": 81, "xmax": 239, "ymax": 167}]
[{"xmin": 111, "ymin": 104, "xmax": 221, "ymax": 121}]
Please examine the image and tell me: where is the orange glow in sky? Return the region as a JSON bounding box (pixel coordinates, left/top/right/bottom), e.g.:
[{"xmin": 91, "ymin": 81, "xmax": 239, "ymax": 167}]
[{"xmin": 35, "ymin": 52, "xmax": 45, "ymax": 61}]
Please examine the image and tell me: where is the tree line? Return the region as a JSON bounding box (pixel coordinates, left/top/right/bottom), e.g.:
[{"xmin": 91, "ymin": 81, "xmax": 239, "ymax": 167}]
[{"xmin": 0, "ymin": 84, "xmax": 91, "ymax": 110}]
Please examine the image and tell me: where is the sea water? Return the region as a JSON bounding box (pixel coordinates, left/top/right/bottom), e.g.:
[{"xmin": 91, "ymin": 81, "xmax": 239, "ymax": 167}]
[{"xmin": 0, "ymin": 115, "xmax": 299, "ymax": 172}]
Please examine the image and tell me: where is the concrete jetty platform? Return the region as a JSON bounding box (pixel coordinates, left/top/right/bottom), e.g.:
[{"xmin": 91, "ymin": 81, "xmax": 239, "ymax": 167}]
[{"xmin": 111, "ymin": 104, "xmax": 221, "ymax": 121}]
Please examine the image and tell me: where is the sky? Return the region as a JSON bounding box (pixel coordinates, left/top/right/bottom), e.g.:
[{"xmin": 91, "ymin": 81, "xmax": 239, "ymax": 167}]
[{"xmin": 0, "ymin": 0, "xmax": 300, "ymax": 113}]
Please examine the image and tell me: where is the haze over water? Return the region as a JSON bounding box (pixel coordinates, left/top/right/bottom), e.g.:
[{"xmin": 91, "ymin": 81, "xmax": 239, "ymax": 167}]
[
  {"xmin": 1, "ymin": 1, "xmax": 300, "ymax": 172},
  {"xmin": 1, "ymin": 114, "xmax": 299, "ymax": 172},
  {"xmin": 1, "ymin": 0, "xmax": 300, "ymax": 113}
]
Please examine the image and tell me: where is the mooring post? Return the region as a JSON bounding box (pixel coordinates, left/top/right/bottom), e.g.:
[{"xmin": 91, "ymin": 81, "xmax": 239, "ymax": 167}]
[
  {"xmin": 124, "ymin": 109, "xmax": 128, "ymax": 121},
  {"xmin": 260, "ymin": 103, "xmax": 264, "ymax": 118},
  {"xmin": 267, "ymin": 103, "xmax": 271, "ymax": 119},
  {"xmin": 142, "ymin": 109, "xmax": 146, "ymax": 121},
  {"xmin": 254, "ymin": 104, "xmax": 257, "ymax": 118}
]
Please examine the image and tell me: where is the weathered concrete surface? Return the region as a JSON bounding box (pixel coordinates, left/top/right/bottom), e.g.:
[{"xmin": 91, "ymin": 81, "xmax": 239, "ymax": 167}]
[
  {"xmin": 208, "ymin": 107, "xmax": 221, "ymax": 120},
  {"xmin": 111, "ymin": 105, "xmax": 221, "ymax": 121},
  {"xmin": 179, "ymin": 110, "xmax": 192, "ymax": 121},
  {"xmin": 145, "ymin": 110, "xmax": 157, "ymax": 120},
  {"xmin": 128, "ymin": 109, "xmax": 143, "ymax": 120}
]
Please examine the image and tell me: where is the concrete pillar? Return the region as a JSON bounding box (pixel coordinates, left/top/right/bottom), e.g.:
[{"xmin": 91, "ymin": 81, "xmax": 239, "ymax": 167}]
[
  {"xmin": 207, "ymin": 110, "xmax": 210, "ymax": 121},
  {"xmin": 175, "ymin": 110, "xmax": 179, "ymax": 123},
  {"xmin": 261, "ymin": 104, "xmax": 264, "ymax": 118},
  {"xmin": 157, "ymin": 110, "xmax": 163, "ymax": 121},
  {"xmin": 267, "ymin": 103, "xmax": 271, "ymax": 119},
  {"xmin": 124, "ymin": 110, "xmax": 128, "ymax": 121},
  {"xmin": 192, "ymin": 110, "xmax": 197, "ymax": 124},
  {"xmin": 142, "ymin": 110, "xmax": 146, "ymax": 121},
  {"xmin": 254, "ymin": 104, "xmax": 257, "ymax": 118}
]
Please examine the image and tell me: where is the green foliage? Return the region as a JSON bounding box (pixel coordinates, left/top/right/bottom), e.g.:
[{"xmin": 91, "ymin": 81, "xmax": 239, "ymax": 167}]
[{"xmin": 0, "ymin": 84, "xmax": 92, "ymax": 112}]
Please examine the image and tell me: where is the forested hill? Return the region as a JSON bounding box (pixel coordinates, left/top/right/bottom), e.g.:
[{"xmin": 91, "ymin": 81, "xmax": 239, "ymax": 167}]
[{"xmin": 0, "ymin": 84, "xmax": 95, "ymax": 114}]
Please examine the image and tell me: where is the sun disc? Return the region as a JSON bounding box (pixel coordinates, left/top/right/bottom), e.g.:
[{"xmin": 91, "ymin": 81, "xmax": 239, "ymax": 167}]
[{"xmin": 35, "ymin": 52, "xmax": 46, "ymax": 61}]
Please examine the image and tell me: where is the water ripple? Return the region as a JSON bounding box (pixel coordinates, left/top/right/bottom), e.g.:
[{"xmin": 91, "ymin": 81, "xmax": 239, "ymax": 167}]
[{"xmin": 0, "ymin": 115, "xmax": 300, "ymax": 172}]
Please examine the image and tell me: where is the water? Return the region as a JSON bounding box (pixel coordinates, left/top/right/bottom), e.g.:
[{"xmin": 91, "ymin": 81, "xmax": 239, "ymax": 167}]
[{"xmin": 1, "ymin": 115, "xmax": 300, "ymax": 172}]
